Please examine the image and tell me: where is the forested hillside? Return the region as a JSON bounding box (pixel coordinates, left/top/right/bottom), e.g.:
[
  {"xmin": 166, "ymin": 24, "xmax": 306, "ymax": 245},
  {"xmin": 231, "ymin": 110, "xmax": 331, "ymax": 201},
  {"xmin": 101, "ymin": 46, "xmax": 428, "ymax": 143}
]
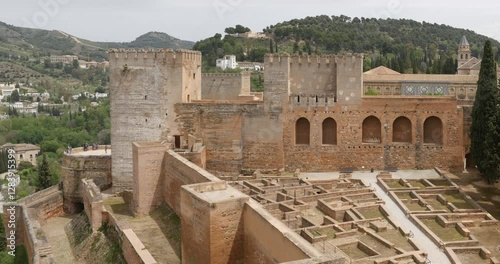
[{"xmin": 194, "ymin": 15, "xmax": 500, "ymax": 73}]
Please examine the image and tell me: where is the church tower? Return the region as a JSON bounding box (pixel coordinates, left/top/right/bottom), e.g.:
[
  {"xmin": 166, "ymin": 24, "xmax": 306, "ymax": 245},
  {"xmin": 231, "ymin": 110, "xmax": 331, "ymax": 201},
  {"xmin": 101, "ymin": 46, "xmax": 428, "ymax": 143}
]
[{"xmin": 457, "ymin": 35, "xmax": 471, "ymax": 67}]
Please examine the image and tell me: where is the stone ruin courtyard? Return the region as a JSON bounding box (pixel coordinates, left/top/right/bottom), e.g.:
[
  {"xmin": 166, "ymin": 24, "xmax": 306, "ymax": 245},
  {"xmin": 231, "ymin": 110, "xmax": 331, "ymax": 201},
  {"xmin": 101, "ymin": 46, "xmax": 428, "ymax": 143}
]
[{"xmin": 228, "ymin": 169, "xmax": 500, "ymax": 264}]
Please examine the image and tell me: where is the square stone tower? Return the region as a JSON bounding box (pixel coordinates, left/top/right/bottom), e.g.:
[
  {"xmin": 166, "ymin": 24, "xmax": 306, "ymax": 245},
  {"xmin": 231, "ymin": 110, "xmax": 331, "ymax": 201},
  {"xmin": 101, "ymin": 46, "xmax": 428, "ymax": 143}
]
[{"xmin": 108, "ymin": 49, "xmax": 202, "ymax": 188}]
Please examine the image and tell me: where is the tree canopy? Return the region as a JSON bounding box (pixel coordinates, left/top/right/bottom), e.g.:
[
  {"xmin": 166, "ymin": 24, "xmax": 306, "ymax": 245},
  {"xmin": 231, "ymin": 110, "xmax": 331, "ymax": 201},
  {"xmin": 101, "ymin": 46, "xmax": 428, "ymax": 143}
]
[{"xmin": 470, "ymin": 40, "xmax": 500, "ymax": 184}]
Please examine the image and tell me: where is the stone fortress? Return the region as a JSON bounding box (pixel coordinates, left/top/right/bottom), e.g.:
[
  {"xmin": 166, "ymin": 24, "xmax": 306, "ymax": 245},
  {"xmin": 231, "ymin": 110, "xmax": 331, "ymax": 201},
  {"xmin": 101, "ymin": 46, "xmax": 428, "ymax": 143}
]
[{"xmin": 4, "ymin": 37, "xmax": 500, "ymax": 264}]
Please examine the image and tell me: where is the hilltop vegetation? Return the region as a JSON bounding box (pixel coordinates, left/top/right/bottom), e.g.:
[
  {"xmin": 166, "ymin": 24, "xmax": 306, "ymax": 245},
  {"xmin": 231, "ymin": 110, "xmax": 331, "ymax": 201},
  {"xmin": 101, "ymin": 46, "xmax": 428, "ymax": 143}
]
[
  {"xmin": 194, "ymin": 16, "xmax": 500, "ymax": 73},
  {"xmin": 0, "ymin": 22, "xmax": 194, "ymax": 61}
]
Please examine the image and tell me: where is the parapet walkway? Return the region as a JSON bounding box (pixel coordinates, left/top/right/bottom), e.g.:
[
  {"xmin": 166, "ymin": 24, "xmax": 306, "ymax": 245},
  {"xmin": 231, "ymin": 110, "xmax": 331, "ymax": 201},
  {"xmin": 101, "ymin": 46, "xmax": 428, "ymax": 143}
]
[{"xmin": 301, "ymin": 170, "xmax": 451, "ymax": 264}]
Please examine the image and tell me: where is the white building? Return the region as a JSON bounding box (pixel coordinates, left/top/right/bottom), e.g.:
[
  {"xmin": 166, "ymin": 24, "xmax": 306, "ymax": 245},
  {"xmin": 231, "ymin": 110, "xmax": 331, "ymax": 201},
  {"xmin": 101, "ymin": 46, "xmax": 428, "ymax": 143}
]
[
  {"xmin": 216, "ymin": 55, "xmax": 238, "ymax": 70},
  {"xmin": 95, "ymin": 92, "xmax": 108, "ymax": 99}
]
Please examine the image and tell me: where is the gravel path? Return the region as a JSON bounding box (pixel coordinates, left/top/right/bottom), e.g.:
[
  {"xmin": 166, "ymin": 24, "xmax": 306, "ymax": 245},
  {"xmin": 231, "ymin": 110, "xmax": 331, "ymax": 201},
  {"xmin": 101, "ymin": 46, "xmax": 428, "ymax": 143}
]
[{"xmin": 41, "ymin": 215, "xmax": 80, "ymax": 264}]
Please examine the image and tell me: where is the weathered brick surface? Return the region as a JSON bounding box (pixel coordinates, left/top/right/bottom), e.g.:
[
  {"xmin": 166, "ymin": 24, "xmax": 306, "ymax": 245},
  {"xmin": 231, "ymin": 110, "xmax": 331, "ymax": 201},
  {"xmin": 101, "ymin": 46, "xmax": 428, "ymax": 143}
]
[
  {"xmin": 282, "ymin": 96, "xmax": 463, "ymax": 171},
  {"xmin": 109, "ymin": 49, "xmax": 201, "ymax": 186},
  {"xmin": 132, "ymin": 142, "xmax": 169, "ymax": 216},
  {"xmin": 243, "ymin": 201, "xmax": 311, "ymax": 263},
  {"xmin": 163, "ymin": 150, "xmax": 221, "ymax": 215},
  {"xmin": 202, "ymin": 72, "xmax": 250, "ymax": 100},
  {"xmin": 61, "ymin": 151, "xmax": 111, "ymax": 213}
]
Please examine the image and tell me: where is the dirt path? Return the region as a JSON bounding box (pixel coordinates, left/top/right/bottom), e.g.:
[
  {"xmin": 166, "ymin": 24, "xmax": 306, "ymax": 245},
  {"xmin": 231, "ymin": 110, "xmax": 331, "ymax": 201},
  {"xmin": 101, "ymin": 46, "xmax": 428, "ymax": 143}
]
[
  {"xmin": 41, "ymin": 215, "xmax": 82, "ymax": 264},
  {"xmin": 358, "ymin": 177, "xmax": 451, "ymax": 264},
  {"xmin": 450, "ymin": 169, "xmax": 500, "ymax": 219}
]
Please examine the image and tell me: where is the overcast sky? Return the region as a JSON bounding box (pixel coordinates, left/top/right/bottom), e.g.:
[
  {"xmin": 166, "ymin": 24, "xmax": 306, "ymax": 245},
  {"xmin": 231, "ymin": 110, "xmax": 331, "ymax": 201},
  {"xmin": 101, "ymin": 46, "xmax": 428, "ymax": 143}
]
[{"xmin": 1, "ymin": 0, "xmax": 499, "ymax": 43}]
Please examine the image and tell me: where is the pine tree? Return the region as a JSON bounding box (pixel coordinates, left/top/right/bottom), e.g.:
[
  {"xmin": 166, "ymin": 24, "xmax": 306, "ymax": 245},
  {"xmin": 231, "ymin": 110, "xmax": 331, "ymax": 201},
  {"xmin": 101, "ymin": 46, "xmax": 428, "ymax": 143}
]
[
  {"xmin": 470, "ymin": 40, "xmax": 500, "ymax": 184},
  {"xmin": 37, "ymin": 154, "xmax": 52, "ymax": 190}
]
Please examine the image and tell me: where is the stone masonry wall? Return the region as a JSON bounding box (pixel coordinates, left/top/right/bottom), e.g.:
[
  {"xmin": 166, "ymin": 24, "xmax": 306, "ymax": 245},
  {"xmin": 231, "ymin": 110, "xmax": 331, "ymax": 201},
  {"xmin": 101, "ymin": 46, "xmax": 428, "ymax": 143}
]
[
  {"xmin": 132, "ymin": 141, "xmax": 169, "ymax": 216},
  {"xmin": 288, "ymin": 55, "xmax": 337, "ymax": 95},
  {"xmin": 61, "ymin": 150, "xmax": 111, "ymax": 213},
  {"xmin": 243, "ymin": 200, "xmax": 316, "ymax": 263},
  {"xmin": 201, "ymin": 72, "xmax": 251, "ymax": 100},
  {"xmin": 162, "ymin": 150, "xmax": 221, "ymax": 215},
  {"xmin": 109, "ymin": 49, "xmax": 201, "ymax": 188},
  {"xmin": 283, "ymin": 96, "xmax": 464, "ymax": 171}
]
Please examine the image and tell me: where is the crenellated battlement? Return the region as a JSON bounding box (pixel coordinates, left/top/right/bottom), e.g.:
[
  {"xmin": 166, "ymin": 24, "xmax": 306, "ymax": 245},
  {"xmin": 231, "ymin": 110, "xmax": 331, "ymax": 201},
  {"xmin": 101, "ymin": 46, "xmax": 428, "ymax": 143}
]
[
  {"xmin": 264, "ymin": 53, "xmax": 290, "ymax": 65},
  {"xmin": 264, "ymin": 53, "xmax": 363, "ymax": 67},
  {"xmin": 202, "ymin": 73, "xmax": 242, "ymax": 78},
  {"xmin": 289, "ymin": 54, "xmax": 334, "ymax": 66},
  {"xmin": 108, "ymin": 48, "xmax": 202, "ymax": 64},
  {"xmin": 334, "ymin": 54, "xmax": 364, "ymax": 65}
]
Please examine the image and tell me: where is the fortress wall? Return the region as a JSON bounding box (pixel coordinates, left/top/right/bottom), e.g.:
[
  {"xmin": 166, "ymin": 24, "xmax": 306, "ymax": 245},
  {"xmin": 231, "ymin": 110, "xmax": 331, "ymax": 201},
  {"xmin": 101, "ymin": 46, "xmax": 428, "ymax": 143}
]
[
  {"xmin": 283, "ymin": 97, "xmax": 463, "ymax": 171},
  {"xmin": 175, "ymin": 102, "xmax": 264, "ymax": 175},
  {"xmin": 201, "ymin": 72, "xmax": 251, "ymax": 100},
  {"xmin": 61, "ymin": 150, "xmax": 111, "ymax": 213},
  {"xmin": 180, "ymin": 182, "xmax": 248, "ymax": 263},
  {"xmin": 81, "ymin": 179, "xmax": 103, "ymax": 231},
  {"xmin": 336, "ymin": 55, "xmax": 364, "ymax": 105},
  {"xmin": 162, "ymin": 150, "xmax": 222, "ymax": 215},
  {"xmin": 289, "ymin": 55, "xmax": 337, "ymax": 95},
  {"xmin": 132, "ymin": 142, "xmax": 169, "ymax": 216},
  {"xmin": 242, "ymin": 114, "xmax": 285, "ymax": 170},
  {"xmin": 17, "ymin": 185, "xmax": 63, "ymax": 221},
  {"xmin": 109, "ymin": 49, "xmax": 201, "ymax": 188},
  {"xmin": 3, "ymin": 204, "xmax": 56, "ymax": 264},
  {"xmin": 243, "ymin": 200, "xmax": 325, "ymax": 263}
]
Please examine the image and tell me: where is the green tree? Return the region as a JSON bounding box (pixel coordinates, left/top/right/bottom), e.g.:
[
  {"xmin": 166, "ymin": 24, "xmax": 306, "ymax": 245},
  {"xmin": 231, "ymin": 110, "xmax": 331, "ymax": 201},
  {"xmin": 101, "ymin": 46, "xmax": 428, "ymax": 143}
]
[
  {"xmin": 470, "ymin": 40, "xmax": 500, "ymax": 184},
  {"xmin": 9, "ymin": 90, "xmax": 19, "ymax": 103},
  {"xmin": 234, "ymin": 25, "xmax": 250, "ymax": 34},
  {"xmin": 224, "ymin": 27, "xmax": 236, "ymax": 34},
  {"xmin": 37, "ymin": 154, "xmax": 52, "ymax": 190}
]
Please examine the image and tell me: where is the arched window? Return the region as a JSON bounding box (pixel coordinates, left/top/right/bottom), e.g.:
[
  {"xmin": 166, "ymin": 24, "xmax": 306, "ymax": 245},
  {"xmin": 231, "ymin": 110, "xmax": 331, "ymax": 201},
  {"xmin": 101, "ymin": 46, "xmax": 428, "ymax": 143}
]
[
  {"xmin": 424, "ymin": 116, "xmax": 443, "ymax": 144},
  {"xmin": 295, "ymin": 118, "xmax": 310, "ymax": 145},
  {"xmin": 362, "ymin": 116, "xmax": 381, "ymax": 143},
  {"xmin": 322, "ymin": 118, "xmax": 337, "ymax": 145},
  {"xmin": 392, "ymin": 117, "xmax": 412, "ymax": 143}
]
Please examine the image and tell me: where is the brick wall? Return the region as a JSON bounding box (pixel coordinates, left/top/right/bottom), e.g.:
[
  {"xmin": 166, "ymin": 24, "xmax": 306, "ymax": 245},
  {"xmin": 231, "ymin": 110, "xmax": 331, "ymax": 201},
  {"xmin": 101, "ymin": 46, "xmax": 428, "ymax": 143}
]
[
  {"xmin": 61, "ymin": 150, "xmax": 111, "ymax": 213},
  {"xmin": 282, "ymin": 97, "xmax": 464, "ymax": 171},
  {"xmin": 132, "ymin": 142, "xmax": 169, "ymax": 216},
  {"xmin": 162, "ymin": 150, "xmax": 221, "ymax": 215}
]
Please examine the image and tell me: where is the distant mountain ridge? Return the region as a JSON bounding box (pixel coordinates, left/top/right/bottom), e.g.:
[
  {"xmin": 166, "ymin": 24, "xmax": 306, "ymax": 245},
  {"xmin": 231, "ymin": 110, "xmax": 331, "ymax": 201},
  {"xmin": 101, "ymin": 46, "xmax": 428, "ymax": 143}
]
[{"xmin": 0, "ymin": 21, "xmax": 194, "ymax": 61}]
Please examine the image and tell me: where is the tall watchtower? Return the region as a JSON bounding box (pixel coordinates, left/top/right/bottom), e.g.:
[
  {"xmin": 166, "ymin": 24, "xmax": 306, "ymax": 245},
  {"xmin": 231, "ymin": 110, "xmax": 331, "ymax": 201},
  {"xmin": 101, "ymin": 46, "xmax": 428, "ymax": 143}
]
[
  {"xmin": 108, "ymin": 49, "xmax": 202, "ymax": 189},
  {"xmin": 457, "ymin": 36, "xmax": 471, "ymax": 67}
]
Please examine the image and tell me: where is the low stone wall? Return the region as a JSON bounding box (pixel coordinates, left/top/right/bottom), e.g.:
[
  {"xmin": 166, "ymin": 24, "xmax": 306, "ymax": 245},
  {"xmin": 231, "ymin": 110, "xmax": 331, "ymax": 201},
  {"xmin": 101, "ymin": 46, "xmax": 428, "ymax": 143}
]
[
  {"xmin": 243, "ymin": 200, "xmax": 341, "ymax": 263},
  {"xmin": 122, "ymin": 229, "xmax": 157, "ymax": 264},
  {"xmin": 81, "ymin": 179, "xmax": 103, "ymax": 230},
  {"xmin": 3, "ymin": 204, "xmax": 55, "ymax": 264},
  {"xmin": 18, "ymin": 185, "xmax": 63, "ymax": 221},
  {"xmin": 163, "ymin": 150, "xmax": 222, "ymax": 215},
  {"xmin": 61, "ymin": 148, "xmax": 112, "ymax": 213}
]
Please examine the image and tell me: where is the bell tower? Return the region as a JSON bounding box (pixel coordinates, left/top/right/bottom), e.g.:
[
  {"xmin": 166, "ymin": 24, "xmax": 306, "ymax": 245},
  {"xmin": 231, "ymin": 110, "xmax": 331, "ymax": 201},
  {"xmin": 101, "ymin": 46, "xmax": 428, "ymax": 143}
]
[{"xmin": 457, "ymin": 35, "xmax": 471, "ymax": 67}]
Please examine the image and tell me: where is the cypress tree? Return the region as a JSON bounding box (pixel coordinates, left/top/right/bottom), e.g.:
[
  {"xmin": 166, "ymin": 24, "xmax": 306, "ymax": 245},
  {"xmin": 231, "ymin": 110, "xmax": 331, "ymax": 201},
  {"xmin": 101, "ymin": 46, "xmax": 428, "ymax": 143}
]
[
  {"xmin": 470, "ymin": 40, "xmax": 500, "ymax": 184},
  {"xmin": 37, "ymin": 154, "xmax": 52, "ymax": 190},
  {"xmin": 269, "ymin": 39, "xmax": 274, "ymax": 54}
]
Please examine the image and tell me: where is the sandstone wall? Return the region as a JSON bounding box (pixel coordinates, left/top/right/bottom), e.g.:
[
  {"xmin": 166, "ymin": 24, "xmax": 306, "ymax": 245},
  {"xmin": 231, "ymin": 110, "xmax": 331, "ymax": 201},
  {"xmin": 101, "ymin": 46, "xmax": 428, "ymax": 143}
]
[
  {"xmin": 243, "ymin": 200, "xmax": 318, "ymax": 263},
  {"xmin": 282, "ymin": 96, "xmax": 464, "ymax": 171},
  {"xmin": 109, "ymin": 49, "xmax": 201, "ymax": 187},
  {"xmin": 180, "ymin": 181, "xmax": 248, "ymax": 264},
  {"xmin": 121, "ymin": 229, "xmax": 157, "ymax": 264},
  {"xmin": 81, "ymin": 179, "xmax": 103, "ymax": 230},
  {"xmin": 288, "ymin": 55, "xmax": 337, "ymax": 95},
  {"xmin": 162, "ymin": 150, "xmax": 222, "ymax": 215},
  {"xmin": 61, "ymin": 150, "xmax": 111, "ymax": 213},
  {"xmin": 132, "ymin": 142, "xmax": 169, "ymax": 216},
  {"xmin": 201, "ymin": 72, "xmax": 251, "ymax": 100}
]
